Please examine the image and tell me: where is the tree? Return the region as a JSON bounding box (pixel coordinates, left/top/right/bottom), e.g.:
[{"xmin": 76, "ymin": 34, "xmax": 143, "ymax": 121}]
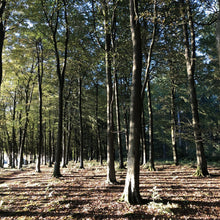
[
  {"xmin": 170, "ymin": 75, "xmax": 178, "ymax": 166},
  {"xmin": 141, "ymin": 0, "xmax": 157, "ymax": 171},
  {"xmin": 121, "ymin": 0, "xmax": 142, "ymax": 204},
  {"xmin": 217, "ymin": 0, "xmax": 220, "ymax": 67},
  {"xmin": 35, "ymin": 39, "xmax": 44, "ymax": 173},
  {"xmin": 18, "ymin": 73, "xmax": 35, "ymax": 169},
  {"xmin": 78, "ymin": 77, "xmax": 84, "ymax": 169},
  {"xmin": 180, "ymin": 0, "xmax": 209, "ymax": 176},
  {"xmin": 112, "ymin": 5, "xmax": 124, "ymax": 169},
  {"xmin": 41, "ymin": 0, "xmax": 69, "ymax": 177},
  {"xmin": 102, "ymin": 0, "xmax": 116, "ymax": 183},
  {"xmin": 0, "ymin": 0, "xmax": 6, "ymax": 86}
]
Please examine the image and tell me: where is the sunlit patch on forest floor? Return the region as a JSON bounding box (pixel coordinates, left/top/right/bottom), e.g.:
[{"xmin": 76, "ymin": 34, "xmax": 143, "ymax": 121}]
[{"xmin": 0, "ymin": 162, "xmax": 220, "ymax": 219}]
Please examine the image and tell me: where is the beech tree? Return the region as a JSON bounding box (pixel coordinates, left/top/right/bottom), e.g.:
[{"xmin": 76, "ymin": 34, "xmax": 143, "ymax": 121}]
[
  {"xmin": 40, "ymin": 0, "xmax": 69, "ymax": 177},
  {"xmin": 18, "ymin": 73, "xmax": 35, "ymax": 169},
  {"xmin": 0, "ymin": 0, "xmax": 6, "ymax": 86},
  {"xmin": 217, "ymin": 0, "xmax": 220, "ymax": 67},
  {"xmin": 141, "ymin": 0, "xmax": 157, "ymax": 171},
  {"xmin": 35, "ymin": 39, "xmax": 44, "ymax": 173},
  {"xmin": 180, "ymin": 0, "xmax": 209, "ymax": 176},
  {"xmin": 121, "ymin": 0, "xmax": 143, "ymax": 204}
]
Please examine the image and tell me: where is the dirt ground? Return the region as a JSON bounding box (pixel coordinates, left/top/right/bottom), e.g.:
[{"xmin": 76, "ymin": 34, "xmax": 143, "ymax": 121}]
[{"xmin": 0, "ymin": 162, "xmax": 220, "ymax": 219}]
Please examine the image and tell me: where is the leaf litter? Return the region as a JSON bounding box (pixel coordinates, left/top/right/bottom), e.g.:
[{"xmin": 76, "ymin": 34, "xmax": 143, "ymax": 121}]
[{"xmin": 0, "ymin": 162, "xmax": 219, "ymax": 219}]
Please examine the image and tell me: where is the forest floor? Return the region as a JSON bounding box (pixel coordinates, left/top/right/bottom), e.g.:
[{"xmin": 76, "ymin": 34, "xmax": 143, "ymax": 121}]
[{"xmin": 0, "ymin": 161, "xmax": 220, "ymax": 219}]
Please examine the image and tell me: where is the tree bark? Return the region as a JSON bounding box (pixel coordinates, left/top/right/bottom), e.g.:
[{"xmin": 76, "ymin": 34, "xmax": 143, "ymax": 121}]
[
  {"xmin": 95, "ymin": 83, "xmax": 102, "ymax": 165},
  {"xmin": 62, "ymin": 101, "xmax": 67, "ymax": 168},
  {"xmin": 114, "ymin": 73, "xmax": 124, "ymax": 169},
  {"xmin": 36, "ymin": 39, "xmax": 44, "ymax": 173},
  {"xmin": 142, "ymin": 110, "xmax": 147, "ymax": 165},
  {"xmin": 79, "ymin": 77, "xmax": 84, "ymax": 169},
  {"xmin": 147, "ymin": 79, "xmax": 155, "ymax": 171},
  {"xmin": 103, "ymin": 0, "xmax": 116, "ymax": 183},
  {"xmin": 170, "ymin": 80, "xmax": 178, "ymax": 166},
  {"xmin": 66, "ymin": 116, "xmax": 72, "ymax": 164},
  {"xmin": 42, "ymin": 0, "xmax": 69, "ymax": 177},
  {"xmin": 0, "ymin": 0, "xmax": 6, "ymax": 86},
  {"xmin": 18, "ymin": 79, "xmax": 34, "ymax": 169},
  {"xmin": 121, "ymin": 0, "xmax": 142, "ymax": 204},
  {"xmin": 124, "ymin": 109, "xmax": 129, "ymax": 151},
  {"xmin": 11, "ymin": 91, "xmax": 17, "ymax": 168},
  {"xmin": 48, "ymin": 119, "xmax": 52, "ymax": 167},
  {"xmin": 111, "ymin": 0, "xmax": 124, "ymax": 169},
  {"xmin": 217, "ymin": 0, "xmax": 220, "ymax": 68},
  {"xmin": 180, "ymin": 0, "xmax": 208, "ymax": 176},
  {"xmin": 141, "ymin": 0, "xmax": 157, "ymax": 171}
]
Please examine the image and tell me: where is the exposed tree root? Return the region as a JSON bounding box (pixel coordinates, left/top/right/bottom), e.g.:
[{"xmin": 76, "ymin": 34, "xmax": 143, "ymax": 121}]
[
  {"xmin": 194, "ymin": 167, "xmax": 209, "ymax": 177},
  {"xmin": 120, "ymin": 191, "xmax": 143, "ymax": 205},
  {"xmin": 148, "ymin": 165, "xmax": 156, "ymax": 171}
]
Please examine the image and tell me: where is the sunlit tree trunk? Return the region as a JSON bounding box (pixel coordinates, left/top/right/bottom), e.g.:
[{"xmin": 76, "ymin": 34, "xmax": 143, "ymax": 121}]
[
  {"xmin": 121, "ymin": 0, "xmax": 142, "ymax": 204},
  {"xmin": 180, "ymin": 0, "xmax": 208, "ymax": 176},
  {"xmin": 44, "ymin": 123, "xmax": 46, "ymax": 165},
  {"xmin": 95, "ymin": 83, "xmax": 102, "ymax": 165},
  {"xmin": 114, "ymin": 73, "xmax": 124, "ymax": 169},
  {"xmin": 111, "ymin": 0, "xmax": 124, "ymax": 169},
  {"xmin": 147, "ymin": 79, "xmax": 155, "ymax": 171},
  {"xmin": 124, "ymin": 109, "xmax": 129, "ymax": 151},
  {"xmin": 79, "ymin": 77, "xmax": 84, "ymax": 169},
  {"xmin": 142, "ymin": 110, "xmax": 147, "ymax": 165},
  {"xmin": 66, "ymin": 116, "xmax": 72, "ymax": 164},
  {"xmin": 36, "ymin": 39, "xmax": 44, "ymax": 173},
  {"xmin": 48, "ymin": 118, "xmax": 52, "ymax": 167},
  {"xmin": 18, "ymin": 79, "xmax": 34, "ymax": 169},
  {"xmin": 103, "ymin": 0, "xmax": 116, "ymax": 183},
  {"xmin": 11, "ymin": 91, "xmax": 17, "ymax": 168},
  {"xmin": 170, "ymin": 79, "xmax": 178, "ymax": 166},
  {"xmin": 62, "ymin": 100, "xmax": 68, "ymax": 168}
]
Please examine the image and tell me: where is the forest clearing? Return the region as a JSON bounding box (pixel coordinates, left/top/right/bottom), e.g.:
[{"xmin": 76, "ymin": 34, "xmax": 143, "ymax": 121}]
[{"xmin": 0, "ymin": 161, "xmax": 220, "ymax": 219}]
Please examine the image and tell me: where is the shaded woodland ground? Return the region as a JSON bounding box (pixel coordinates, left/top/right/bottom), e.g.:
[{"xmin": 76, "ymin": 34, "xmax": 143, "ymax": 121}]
[{"xmin": 0, "ymin": 161, "xmax": 220, "ymax": 219}]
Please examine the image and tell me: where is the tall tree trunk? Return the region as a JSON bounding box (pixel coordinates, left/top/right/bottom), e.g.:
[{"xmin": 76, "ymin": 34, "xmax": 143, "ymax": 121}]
[
  {"xmin": 147, "ymin": 79, "xmax": 155, "ymax": 171},
  {"xmin": 142, "ymin": 110, "xmax": 147, "ymax": 165},
  {"xmin": 11, "ymin": 91, "xmax": 17, "ymax": 168},
  {"xmin": 121, "ymin": 0, "xmax": 142, "ymax": 204},
  {"xmin": 111, "ymin": 0, "xmax": 124, "ymax": 169},
  {"xmin": 114, "ymin": 73, "xmax": 124, "ymax": 169},
  {"xmin": 170, "ymin": 80, "xmax": 178, "ymax": 166},
  {"xmin": 217, "ymin": 0, "xmax": 220, "ymax": 68},
  {"xmin": 141, "ymin": 0, "xmax": 157, "ymax": 171},
  {"xmin": 0, "ymin": 0, "xmax": 6, "ymax": 86},
  {"xmin": 79, "ymin": 77, "xmax": 84, "ymax": 169},
  {"xmin": 36, "ymin": 39, "xmax": 44, "ymax": 173},
  {"xmin": 103, "ymin": 1, "xmax": 116, "ymax": 183},
  {"xmin": 62, "ymin": 126, "xmax": 67, "ymax": 168},
  {"xmin": 44, "ymin": 122, "xmax": 46, "ymax": 165},
  {"xmin": 48, "ymin": 121, "xmax": 52, "ymax": 167},
  {"xmin": 95, "ymin": 83, "xmax": 100, "ymax": 163},
  {"xmin": 18, "ymin": 80, "xmax": 34, "ymax": 169},
  {"xmin": 66, "ymin": 117, "xmax": 72, "ymax": 164},
  {"xmin": 62, "ymin": 100, "xmax": 68, "ymax": 168},
  {"xmin": 177, "ymin": 110, "xmax": 182, "ymax": 149},
  {"xmin": 43, "ymin": 0, "xmax": 69, "ymax": 177},
  {"xmin": 124, "ymin": 109, "xmax": 129, "ymax": 151},
  {"xmin": 180, "ymin": 0, "xmax": 208, "ymax": 176},
  {"xmin": 53, "ymin": 78, "xmax": 64, "ymax": 177}
]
